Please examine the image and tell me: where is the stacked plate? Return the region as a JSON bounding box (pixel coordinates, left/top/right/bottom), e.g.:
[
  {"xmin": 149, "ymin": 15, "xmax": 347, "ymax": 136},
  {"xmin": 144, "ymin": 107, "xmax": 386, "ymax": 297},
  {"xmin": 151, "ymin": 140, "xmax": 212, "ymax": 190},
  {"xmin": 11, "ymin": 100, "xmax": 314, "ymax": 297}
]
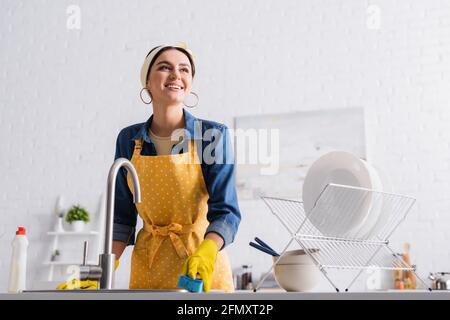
[{"xmin": 302, "ymin": 151, "xmax": 383, "ymax": 239}]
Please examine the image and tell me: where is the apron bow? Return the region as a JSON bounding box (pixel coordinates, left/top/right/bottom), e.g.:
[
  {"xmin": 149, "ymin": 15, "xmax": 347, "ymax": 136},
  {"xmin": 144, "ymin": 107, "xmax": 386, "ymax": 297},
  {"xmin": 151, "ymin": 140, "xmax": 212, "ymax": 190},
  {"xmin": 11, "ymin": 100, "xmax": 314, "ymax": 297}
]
[
  {"xmin": 144, "ymin": 222, "xmax": 193, "ymax": 269},
  {"xmin": 150, "ymin": 223, "xmax": 183, "ymax": 236}
]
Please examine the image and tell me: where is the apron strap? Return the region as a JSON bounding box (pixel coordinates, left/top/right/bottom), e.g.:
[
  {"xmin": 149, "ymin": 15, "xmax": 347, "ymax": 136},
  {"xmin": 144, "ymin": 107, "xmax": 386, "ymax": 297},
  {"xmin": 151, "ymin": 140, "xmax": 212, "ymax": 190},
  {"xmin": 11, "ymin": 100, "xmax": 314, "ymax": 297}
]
[{"xmin": 143, "ymin": 222, "xmax": 194, "ymax": 269}]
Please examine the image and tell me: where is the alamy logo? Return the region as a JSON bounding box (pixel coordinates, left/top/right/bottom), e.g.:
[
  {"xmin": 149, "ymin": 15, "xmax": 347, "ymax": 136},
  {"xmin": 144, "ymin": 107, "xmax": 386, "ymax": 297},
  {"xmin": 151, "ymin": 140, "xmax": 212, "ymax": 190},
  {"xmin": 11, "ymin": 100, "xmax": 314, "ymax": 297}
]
[
  {"xmin": 66, "ymin": 5, "xmax": 81, "ymax": 30},
  {"xmin": 366, "ymin": 4, "xmax": 381, "ymax": 30},
  {"xmin": 169, "ymin": 120, "xmax": 280, "ymax": 175}
]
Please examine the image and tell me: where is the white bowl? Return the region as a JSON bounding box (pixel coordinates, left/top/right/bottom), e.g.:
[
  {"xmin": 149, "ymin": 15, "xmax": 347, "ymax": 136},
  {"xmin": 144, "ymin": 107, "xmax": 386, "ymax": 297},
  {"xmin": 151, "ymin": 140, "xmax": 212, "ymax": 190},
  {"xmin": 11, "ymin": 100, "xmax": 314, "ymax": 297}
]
[
  {"xmin": 272, "ymin": 249, "xmax": 319, "ymax": 265},
  {"xmin": 273, "ymin": 264, "xmax": 321, "ymax": 292}
]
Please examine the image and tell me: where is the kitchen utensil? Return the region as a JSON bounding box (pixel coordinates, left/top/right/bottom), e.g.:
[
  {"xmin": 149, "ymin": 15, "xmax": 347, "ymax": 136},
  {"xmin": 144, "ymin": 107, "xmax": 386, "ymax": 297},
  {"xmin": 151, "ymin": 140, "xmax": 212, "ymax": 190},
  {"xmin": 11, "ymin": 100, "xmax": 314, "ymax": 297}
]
[
  {"xmin": 429, "ymin": 272, "xmax": 450, "ymax": 290},
  {"xmin": 400, "ymin": 243, "xmax": 417, "ymax": 289},
  {"xmin": 402, "ymin": 244, "xmax": 411, "ymax": 283},
  {"xmin": 273, "ymin": 264, "xmax": 321, "ymax": 292},
  {"xmin": 249, "ymin": 242, "xmax": 279, "ymax": 256},
  {"xmin": 234, "ymin": 265, "xmax": 253, "ymax": 290},
  {"xmin": 254, "ymin": 237, "xmax": 279, "ymax": 256},
  {"xmin": 302, "ymin": 151, "xmax": 380, "ymax": 238}
]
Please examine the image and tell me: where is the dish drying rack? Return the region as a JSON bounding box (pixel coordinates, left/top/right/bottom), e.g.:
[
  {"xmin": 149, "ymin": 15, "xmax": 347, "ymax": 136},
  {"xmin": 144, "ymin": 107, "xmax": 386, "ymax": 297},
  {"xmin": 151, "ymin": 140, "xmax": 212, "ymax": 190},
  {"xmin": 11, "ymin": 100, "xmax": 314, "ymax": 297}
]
[{"xmin": 255, "ymin": 183, "xmax": 431, "ymax": 292}]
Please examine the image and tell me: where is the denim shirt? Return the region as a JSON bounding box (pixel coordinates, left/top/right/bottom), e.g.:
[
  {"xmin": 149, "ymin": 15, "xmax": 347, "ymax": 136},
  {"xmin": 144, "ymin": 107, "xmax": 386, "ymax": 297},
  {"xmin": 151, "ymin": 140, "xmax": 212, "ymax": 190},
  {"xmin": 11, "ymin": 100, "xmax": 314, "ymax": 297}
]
[{"xmin": 113, "ymin": 109, "xmax": 241, "ymax": 250}]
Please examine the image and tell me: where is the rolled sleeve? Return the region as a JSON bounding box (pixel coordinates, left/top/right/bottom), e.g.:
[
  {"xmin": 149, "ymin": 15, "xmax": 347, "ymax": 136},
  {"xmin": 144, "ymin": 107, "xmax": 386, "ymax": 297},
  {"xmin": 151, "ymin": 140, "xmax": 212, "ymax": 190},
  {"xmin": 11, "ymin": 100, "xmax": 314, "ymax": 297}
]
[
  {"xmin": 203, "ymin": 125, "xmax": 241, "ymax": 250},
  {"xmin": 205, "ymin": 214, "xmax": 239, "ymax": 250},
  {"xmin": 112, "ymin": 130, "xmax": 138, "ymax": 246},
  {"xmin": 113, "ymin": 222, "xmax": 136, "ymax": 245}
]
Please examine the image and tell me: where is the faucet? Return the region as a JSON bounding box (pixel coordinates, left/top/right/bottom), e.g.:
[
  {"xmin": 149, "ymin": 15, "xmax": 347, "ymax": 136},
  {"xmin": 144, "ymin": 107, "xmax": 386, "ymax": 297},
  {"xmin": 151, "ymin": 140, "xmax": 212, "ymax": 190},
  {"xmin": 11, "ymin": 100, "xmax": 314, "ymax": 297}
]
[{"xmin": 79, "ymin": 158, "xmax": 141, "ymax": 289}]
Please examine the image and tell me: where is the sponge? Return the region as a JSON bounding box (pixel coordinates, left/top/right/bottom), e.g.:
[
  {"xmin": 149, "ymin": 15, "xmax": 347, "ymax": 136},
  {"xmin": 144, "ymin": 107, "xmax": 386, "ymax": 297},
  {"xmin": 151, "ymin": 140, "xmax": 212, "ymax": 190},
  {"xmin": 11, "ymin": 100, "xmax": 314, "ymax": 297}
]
[{"xmin": 176, "ymin": 275, "xmax": 203, "ymax": 293}]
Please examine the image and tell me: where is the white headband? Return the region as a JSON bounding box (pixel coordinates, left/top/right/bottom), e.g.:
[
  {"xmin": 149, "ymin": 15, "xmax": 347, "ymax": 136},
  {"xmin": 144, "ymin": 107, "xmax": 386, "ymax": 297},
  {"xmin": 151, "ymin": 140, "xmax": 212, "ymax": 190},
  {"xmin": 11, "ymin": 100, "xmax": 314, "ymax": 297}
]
[{"xmin": 140, "ymin": 42, "xmax": 195, "ymax": 88}]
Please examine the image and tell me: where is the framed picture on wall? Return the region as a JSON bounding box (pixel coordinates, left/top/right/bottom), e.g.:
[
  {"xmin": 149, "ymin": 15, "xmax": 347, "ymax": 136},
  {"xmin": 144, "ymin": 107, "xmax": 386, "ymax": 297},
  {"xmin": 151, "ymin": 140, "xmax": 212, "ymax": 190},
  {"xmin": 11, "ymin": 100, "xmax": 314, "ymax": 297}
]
[{"xmin": 233, "ymin": 107, "xmax": 366, "ymax": 200}]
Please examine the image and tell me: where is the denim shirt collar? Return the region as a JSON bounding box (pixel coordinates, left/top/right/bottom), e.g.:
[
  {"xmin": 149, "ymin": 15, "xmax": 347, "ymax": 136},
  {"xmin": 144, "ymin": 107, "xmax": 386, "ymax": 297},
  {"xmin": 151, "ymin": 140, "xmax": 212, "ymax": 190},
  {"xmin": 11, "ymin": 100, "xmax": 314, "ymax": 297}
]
[{"xmin": 130, "ymin": 108, "xmax": 198, "ymax": 143}]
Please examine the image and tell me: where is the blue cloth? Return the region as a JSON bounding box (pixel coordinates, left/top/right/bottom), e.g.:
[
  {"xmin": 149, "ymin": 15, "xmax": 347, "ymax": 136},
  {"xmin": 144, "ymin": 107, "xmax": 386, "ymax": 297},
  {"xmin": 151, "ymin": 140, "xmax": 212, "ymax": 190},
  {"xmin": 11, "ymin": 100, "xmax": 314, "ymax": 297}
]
[{"xmin": 113, "ymin": 109, "xmax": 241, "ymax": 250}]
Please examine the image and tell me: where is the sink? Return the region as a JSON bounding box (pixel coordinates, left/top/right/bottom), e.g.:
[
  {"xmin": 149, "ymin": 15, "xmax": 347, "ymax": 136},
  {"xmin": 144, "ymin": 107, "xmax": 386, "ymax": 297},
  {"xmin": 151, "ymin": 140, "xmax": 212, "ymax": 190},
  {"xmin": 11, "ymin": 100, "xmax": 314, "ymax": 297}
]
[{"xmin": 23, "ymin": 289, "xmax": 187, "ymax": 293}]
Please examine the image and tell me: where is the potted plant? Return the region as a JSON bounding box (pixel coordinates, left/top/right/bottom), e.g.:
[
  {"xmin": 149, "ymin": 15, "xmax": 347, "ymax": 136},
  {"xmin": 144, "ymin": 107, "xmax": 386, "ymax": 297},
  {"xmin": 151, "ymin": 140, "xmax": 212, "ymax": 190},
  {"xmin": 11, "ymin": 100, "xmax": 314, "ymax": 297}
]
[{"xmin": 65, "ymin": 205, "xmax": 90, "ymax": 232}]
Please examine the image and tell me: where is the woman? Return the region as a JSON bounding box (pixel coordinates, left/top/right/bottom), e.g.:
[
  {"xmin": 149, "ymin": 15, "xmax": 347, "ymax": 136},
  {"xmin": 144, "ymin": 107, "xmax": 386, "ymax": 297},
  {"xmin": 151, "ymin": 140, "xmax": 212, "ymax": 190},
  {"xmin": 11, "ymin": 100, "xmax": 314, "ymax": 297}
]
[{"xmin": 112, "ymin": 43, "xmax": 241, "ymax": 292}]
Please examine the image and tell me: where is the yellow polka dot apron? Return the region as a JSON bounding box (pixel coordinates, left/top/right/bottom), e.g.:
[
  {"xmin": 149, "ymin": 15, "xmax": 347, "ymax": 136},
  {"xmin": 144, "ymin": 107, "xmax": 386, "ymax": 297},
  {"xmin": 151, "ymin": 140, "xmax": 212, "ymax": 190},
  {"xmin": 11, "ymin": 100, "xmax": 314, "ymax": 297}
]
[{"xmin": 127, "ymin": 138, "xmax": 234, "ymax": 292}]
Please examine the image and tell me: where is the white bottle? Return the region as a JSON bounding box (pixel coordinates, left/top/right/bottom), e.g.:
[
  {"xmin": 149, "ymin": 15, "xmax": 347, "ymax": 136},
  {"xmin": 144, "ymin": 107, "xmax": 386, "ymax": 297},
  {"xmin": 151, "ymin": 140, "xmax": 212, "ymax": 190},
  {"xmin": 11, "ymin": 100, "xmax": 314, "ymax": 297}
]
[{"xmin": 8, "ymin": 227, "xmax": 29, "ymax": 293}]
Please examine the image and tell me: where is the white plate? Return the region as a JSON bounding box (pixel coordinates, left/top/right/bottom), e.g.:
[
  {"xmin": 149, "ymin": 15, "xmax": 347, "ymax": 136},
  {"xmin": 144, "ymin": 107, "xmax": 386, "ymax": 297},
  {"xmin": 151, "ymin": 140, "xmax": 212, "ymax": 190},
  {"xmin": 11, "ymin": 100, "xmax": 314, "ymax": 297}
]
[
  {"xmin": 302, "ymin": 151, "xmax": 379, "ymax": 238},
  {"xmin": 349, "ymin": 160, "xmax": 383, "ymax": 239}
]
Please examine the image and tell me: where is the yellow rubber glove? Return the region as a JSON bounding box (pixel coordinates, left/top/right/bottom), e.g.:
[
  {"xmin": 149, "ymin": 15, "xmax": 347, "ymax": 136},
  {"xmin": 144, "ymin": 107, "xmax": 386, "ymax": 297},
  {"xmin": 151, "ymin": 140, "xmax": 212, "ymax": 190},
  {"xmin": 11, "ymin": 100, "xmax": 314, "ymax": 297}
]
[
  {"xmin": 181, "ymin": 239, "xmax": 218, "ymax": 292},
  {"xmin": 56, "ymin": 279, "xmax": 98, "ymax": 290},
  {"xmin": 56, "ymin": 259, "xmax": 120, "ymax": 290}
]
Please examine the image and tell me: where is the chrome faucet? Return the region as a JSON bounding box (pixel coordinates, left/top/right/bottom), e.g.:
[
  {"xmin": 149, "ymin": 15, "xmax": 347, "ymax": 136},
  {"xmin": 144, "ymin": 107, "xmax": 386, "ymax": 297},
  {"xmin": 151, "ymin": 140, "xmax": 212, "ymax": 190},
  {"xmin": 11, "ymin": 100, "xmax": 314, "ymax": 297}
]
[{"xmin": 79, "ymin": 158, "xmax": 141, "ymax": 289}]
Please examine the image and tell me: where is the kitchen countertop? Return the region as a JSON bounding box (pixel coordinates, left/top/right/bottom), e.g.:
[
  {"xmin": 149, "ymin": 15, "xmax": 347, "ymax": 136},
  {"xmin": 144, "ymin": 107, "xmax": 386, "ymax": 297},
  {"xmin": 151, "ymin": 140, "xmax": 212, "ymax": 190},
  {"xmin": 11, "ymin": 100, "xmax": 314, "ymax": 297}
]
[{"xmin": 1, "ymin": 289, "xmax": 450, "ymax": 300}]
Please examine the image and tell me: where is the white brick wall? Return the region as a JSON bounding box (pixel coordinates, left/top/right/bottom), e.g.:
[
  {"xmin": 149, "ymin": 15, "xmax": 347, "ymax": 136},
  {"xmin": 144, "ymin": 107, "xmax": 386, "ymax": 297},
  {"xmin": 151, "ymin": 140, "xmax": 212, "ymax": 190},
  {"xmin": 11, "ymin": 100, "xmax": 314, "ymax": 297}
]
[{"xmin": 1, "ymin": 0, "xmax": 449, "ymax": 291}]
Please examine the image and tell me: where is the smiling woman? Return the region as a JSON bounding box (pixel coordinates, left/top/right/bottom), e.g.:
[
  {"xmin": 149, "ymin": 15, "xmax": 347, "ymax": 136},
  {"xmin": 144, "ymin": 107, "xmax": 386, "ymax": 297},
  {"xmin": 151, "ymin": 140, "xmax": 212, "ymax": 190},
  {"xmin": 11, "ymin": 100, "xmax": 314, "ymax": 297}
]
[
  {"xmin": 141, "ymin": 45, "xmax": 196, "ymax": 112},
  {"xmin": 111, "ymin": 43, "xmax": 241, "ymax": 293}
]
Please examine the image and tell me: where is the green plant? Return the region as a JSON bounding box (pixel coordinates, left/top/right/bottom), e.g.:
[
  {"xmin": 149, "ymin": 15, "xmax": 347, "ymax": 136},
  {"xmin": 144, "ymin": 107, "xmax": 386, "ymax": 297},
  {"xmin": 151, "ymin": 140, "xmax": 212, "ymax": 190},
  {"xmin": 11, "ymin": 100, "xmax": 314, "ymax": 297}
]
[{"xmin": 65, "ymin": 205, "xmax": 90, "ymax": 224}]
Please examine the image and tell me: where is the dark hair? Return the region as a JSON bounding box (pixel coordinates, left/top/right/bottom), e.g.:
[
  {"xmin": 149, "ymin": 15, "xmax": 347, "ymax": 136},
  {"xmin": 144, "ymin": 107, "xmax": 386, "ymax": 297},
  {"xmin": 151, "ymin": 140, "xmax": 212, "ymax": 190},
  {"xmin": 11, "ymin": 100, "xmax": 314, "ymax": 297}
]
[{"xmin": 147, "ymin": 46, "xmax": 196, "ymax": 83}]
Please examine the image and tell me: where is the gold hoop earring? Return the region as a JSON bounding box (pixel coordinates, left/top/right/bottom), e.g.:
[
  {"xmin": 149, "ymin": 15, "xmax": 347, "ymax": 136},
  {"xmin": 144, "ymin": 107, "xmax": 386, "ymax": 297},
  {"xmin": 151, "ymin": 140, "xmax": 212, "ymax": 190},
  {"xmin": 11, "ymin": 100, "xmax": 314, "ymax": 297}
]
[
  {"xmin": 184, "ymin": 92, "xmax": 199, "ymax": 108},
  {"xmin": 140, "ymin": 88, "xmax": 152, "ymax": 104}
]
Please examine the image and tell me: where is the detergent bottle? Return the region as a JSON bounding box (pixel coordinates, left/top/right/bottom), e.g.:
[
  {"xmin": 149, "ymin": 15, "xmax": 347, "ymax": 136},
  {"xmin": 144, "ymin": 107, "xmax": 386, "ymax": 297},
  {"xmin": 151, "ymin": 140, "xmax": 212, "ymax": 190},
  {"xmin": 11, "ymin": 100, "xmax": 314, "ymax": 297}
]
[{"xmin": 8, "ymin": 227, "xmax": 29, "ymax": 293}]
